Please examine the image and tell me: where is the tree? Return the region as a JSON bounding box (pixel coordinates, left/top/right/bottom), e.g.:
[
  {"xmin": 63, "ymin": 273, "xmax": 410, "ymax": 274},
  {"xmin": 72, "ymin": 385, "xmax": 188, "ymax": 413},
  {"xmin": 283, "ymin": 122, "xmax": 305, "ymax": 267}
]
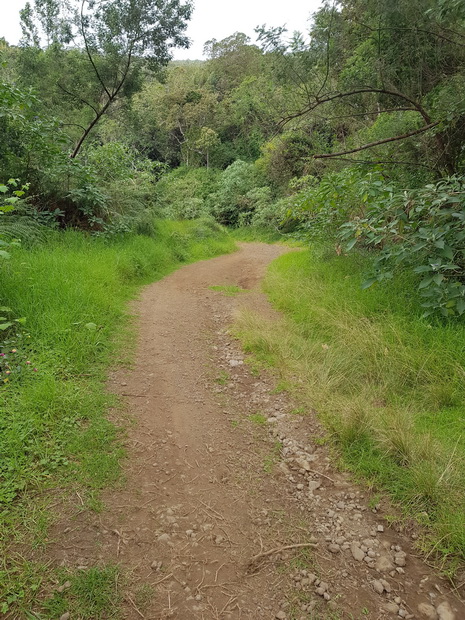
[
  {"xmin": 256, "ymin": 0, "xmax": 465, "ymax": 175},
  {"xmin": 20, "ymin": 0, "xmax": 193, "ymax": 157},
  {"xmin": 195, "ymin": 127, "xmax": 220, "ymax": 168},
  {"xmin": 204, "ymin": 32, "xmax": 263, "ymax": 94}
]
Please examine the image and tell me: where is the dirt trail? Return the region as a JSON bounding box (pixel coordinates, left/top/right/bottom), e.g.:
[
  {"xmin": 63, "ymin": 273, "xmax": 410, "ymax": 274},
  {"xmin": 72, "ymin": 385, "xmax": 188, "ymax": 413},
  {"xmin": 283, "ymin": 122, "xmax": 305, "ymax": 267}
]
[{"xmin": 49, "ymin": 243, "xmax": 464, "ymax": 619}]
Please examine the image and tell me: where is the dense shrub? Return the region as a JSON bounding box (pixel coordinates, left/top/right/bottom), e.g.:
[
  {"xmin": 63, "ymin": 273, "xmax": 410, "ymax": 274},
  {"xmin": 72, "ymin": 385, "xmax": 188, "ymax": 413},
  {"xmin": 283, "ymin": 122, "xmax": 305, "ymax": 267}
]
[
  {"xmin": 340, "ymin": 176, "xmax": 465, "ymax": 317},
  {"xmin": 209, "ymin": 160, "xmax": 267, "ymax": 226},
  {"xmin": 155, "ymin": 166, "xmax": 221, "ymax": 220}
]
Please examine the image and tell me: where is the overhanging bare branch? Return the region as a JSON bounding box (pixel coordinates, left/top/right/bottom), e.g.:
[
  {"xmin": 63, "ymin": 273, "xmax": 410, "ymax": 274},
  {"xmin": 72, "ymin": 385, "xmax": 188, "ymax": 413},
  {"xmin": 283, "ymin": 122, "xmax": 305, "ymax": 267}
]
[
  {"xmin": 313, "ymin": 121, "xmax": 440, "ymax": 159},
  {"xmin": 278, "ymin": 87, "xmax": 432, "ymax": 128}
]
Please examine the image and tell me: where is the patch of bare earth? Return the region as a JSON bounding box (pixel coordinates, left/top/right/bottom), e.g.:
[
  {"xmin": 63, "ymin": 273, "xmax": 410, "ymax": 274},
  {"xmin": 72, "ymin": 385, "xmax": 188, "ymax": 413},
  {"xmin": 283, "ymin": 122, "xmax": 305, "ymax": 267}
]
[{"xmin": 47, "ymin": 243, "xmax": 464, "ymax": 620}]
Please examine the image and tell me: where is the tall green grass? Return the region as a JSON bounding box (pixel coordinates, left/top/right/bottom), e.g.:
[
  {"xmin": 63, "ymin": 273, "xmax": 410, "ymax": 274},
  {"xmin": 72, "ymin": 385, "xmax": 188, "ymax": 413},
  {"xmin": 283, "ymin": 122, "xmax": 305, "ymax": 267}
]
[
  {"xmin": 235, "ymin": 245, "xmax": 465, "ymax": 576},
  {"xmin": 0, "ymin": 218, "xmax": 234, "ymax": 616},
  {"xmin": 230, "ymin": 226, "xmax": 286, "ymax": 243}
]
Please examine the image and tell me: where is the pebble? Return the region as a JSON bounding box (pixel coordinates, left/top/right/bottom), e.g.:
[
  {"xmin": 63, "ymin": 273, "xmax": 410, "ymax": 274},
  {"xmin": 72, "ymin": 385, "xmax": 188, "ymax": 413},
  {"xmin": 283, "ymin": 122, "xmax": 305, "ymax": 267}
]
[
  {"xmin": 373, "ymin": 580, "xmax": 384, "ymax": 594},
  {"xmin": 296, "ymin": 457, "xmax": 313, "ymax": 471},
  {"xmin": 60, "ymin": 614, "xmax": 70, "ymax": 620},
  {"xmin": 328, "ymin": 544, "xmax": 341, "ymax": 554},
  {"xmin": 275, "ymin": 612, "xmax": 287, "ymax": 619},
  {"xmin": 417, "ymin": 603, "xmax": 438, "ymax": 619},
  {"xmin": 394, "ymin": 553, "xmax": 407, "ymax": 567},
  {"xmin": 376, "ymin": 556, "xmax": 394, "ymax": 573},
  {"xmin": 436, "ymin": 601, "xmax": 456, "ymax": 620},
  {"xmin": 350, "ymin": 543, "xmax": 366, "ymax": 561},
  {"xmin": 377, "ymin": 525, "xmax": 385, "ymax": 532},
  {"xmin": 308, "ymin": 480, "xmax": 321, "ymax": 493}
]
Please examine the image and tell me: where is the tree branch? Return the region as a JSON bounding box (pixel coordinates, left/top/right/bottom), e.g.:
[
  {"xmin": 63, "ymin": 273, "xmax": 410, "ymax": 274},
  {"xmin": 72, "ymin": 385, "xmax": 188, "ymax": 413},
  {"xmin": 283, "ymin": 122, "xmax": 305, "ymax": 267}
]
[
  {"xmin": 324, "ymin": 156, "xmax": 436, "ymax": 170},
  {"xmin": 61, "ymin": 122, "xmax": 88, "ymax": 132},
  {"xmin": 71, "ymin": 15, "xmax": 135, "ymax": 158},
  {"xmin": 353, "ymin": 21, "xmax": 465, "ymax": 48},
  {"xmin": 56, "ymin": 83, "xmax": 99, "ymax": 115},
  {"xmin": 313, "ymin": 107, "xmax": 418, "ymax": 121},
  {"xmin": 80, "ymin": 0, "xmax": 112, "ymax": 99},
  {"xmin": 313, "ymin": 121, "xmax": 440, "ymax": 159},
  {"xmin": 70, "ymin": 98, "xmax": 113, "ymax": 158},
  {"xmin": 278, "ymin": 86, "xmax": 432, "ymax": 128},
  {"xmin": 316, "ymin": 1, "xmax": 336, "ymax": 97}
]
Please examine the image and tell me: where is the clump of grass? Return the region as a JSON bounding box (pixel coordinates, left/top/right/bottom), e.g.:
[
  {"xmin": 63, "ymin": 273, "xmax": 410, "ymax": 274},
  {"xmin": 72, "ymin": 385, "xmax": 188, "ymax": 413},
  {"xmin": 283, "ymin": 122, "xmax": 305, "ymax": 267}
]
[
  {"xmin": 42, "ymin": 565, "xmax": 120, "ymax": 619},
  {"xmin": 290, "ymin": 406, "xmax": 306, "ymax": 416},
  {"xmin": 248, "ymin": 412, "xmax": 267, "ymax": 425},
  {"xmin": 234, "ymin": 245, "xmax": 465, "ymax": 573},
  {"xmin": 209, "ymin": 284, "xmax": 248, "ymax": 295},
  {"xmin": 215, "ymin": 370, "xmax": 230, "ymax": 385},
  {"xmin": 229, "ymin": 226, "xmax": 285, "ymax": 243},
  {"xmin": 263, "ymin": 441, "xmax": 282, "ymax": 473},
  {"xmin": 134, "ymin": 582, "xmax": 154, "ymax": 611}
]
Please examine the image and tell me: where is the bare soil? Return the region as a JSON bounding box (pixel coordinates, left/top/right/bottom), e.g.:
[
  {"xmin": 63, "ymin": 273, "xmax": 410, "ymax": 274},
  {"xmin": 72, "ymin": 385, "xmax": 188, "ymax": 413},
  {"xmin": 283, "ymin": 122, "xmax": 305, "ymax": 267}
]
[{"xmin": 47, "ymin": 243, "xmax": 465, "ymax": 620}]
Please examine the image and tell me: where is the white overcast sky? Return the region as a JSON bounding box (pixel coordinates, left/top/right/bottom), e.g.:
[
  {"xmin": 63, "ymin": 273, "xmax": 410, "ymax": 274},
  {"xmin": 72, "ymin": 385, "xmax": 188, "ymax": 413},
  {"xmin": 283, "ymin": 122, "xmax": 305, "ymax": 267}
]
[{"xmin": 0, "ymin": 0, "xmax": 323, "ymax": 59}]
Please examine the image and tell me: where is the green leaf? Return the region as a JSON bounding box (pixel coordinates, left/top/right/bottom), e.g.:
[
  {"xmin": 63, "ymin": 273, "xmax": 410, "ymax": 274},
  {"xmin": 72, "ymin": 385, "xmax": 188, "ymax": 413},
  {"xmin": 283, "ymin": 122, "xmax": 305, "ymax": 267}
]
[
  {"xmin": 419, "ymin": 277, "xmax": 434, "ymax": 289},
  {"xmin": 440, "ymin": 246, "xmax": 454, "ymax": 260},
  {"xmin": 456, "ymin": 299, "xmax": 465, "ymax": 315},
  {"xmin": 346, "ymin": 238, "xmax": 358, "ymax": 251},
  {"xmin": 413, "ymin": 265, "xmax": 432, "ymax": 273},
  {"xmin": 0, "ymin": 322, "xmax": 13, "ymax": 330},
  {"xmin": 361, "ymin": 277, "xmax": 378, "ymax": 289},
  {"xmin": 85, "ymin": 322, "xmax": 97, "ymax": 331},
  {"xmin": 0, "ymin": 250, "xmax": 11, "ymax": 259}
]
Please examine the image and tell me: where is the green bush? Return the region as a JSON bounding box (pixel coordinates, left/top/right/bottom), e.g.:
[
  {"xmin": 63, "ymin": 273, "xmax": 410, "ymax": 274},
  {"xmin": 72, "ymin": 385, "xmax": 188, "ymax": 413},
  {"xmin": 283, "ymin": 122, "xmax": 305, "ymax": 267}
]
[
  {"xmin": 339, "ymin": 175, "xmax": 465, "ymax": 317},
  {"xmin": 155, "ymin": 166, "xmax": 221, "ymax": 220},
  {"xmin": 209, "ymin": 160, "xmax": 267, "ymax": 226}
]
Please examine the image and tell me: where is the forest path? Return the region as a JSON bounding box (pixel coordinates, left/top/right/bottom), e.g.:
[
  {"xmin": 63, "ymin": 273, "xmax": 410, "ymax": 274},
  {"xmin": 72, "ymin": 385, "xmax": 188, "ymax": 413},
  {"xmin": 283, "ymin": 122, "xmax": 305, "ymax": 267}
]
[{"xmin": 49, "ymin": 243, "xmax": 464, "ymax": 620}]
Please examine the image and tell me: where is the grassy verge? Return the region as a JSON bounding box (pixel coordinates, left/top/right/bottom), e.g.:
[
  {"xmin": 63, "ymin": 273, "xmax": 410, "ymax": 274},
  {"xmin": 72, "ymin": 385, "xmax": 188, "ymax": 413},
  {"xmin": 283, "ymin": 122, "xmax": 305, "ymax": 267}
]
[
  {"xmin": 234, "ymin": 244, "xmax": 465, "ymax": 577},
  {"xmin": 0, "ymin": 218, "xmax": 234, "ymax": 617}
]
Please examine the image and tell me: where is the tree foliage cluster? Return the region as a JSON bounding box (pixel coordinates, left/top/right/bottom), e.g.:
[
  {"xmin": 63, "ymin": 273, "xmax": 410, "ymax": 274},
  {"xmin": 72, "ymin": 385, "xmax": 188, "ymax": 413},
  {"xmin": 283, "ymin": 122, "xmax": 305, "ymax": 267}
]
[{"xmin": 1, "ymin": 0, "xmax": 465, "ymax": 316}]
